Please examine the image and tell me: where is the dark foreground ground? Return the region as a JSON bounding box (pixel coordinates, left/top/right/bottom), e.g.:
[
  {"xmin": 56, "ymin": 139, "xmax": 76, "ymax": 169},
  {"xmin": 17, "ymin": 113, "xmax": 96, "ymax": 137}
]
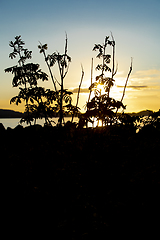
[{"xmin": 2, "ymin": 123, "xmax": 160, "ymax": 238}]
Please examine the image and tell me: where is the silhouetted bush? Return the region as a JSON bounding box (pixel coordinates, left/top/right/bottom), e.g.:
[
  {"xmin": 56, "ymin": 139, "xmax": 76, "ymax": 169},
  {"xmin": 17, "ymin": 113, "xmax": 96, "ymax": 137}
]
[{"xmin": 0, "ymin": 123, "xmax": 5, "ymax": 132}]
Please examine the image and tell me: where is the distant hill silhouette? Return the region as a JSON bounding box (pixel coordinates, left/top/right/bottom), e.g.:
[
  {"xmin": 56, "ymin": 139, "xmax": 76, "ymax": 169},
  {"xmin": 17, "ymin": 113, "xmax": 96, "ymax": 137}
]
[
  {"xmin": 129, "ymin": 110, "xmax": 153, "ymax": 116},
  {"xmin": 0, "ymin": 108, "xmax": 155, "ymax": 118},
  {"xmin": 0, "ymin": 109, "xmax": 24, "ymax": 118}
]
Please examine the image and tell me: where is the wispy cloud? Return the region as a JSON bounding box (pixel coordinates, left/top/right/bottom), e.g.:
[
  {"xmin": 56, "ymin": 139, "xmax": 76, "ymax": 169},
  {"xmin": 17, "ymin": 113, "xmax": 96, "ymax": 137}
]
[
  {"xmin": 131, "ymin": 69, "xmax": 160, "ymax": 84},
  {"xmin": 117, "ymin": 85, "xmax": 148, "ymax": 90},
  {"xmin": 70, "ymin": 69, "xmax": 160, "ymax": 94},
  {"xmin": 71, "ymin": 88, "xmax": 89, "ymax": 93},
  {"xmin": 134, "ymin": 69, "xmax": 160, "ymax": 77}
]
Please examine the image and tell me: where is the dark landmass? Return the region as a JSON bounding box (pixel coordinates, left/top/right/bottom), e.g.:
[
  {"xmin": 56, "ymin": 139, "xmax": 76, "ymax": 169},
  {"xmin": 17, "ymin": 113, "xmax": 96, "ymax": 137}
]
[
  {"xmin": 129, "ymin": 109, "xmax": 154, "ymax": 116},
  {"xmin": 0, "ymin": 109, "xmax": 24, "ymax": 118},
  {"xmin": 0, "ymin": 108, "xmax": 76, "ymax": 118},
  {"xmin": 0, "ymin": 108, "xmax": 155, "ymax": 119},
  {"xmin": 2, "ymin": 122, "xmax": 160, "ymax": 237}
]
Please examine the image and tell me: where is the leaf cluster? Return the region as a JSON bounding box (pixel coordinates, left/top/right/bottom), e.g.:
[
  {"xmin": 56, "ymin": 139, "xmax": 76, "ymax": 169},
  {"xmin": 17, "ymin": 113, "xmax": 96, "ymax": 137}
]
[
  {"xmin": 54, "ymin": 89, "xmax": 72, "ymax": 107},
  {"xmin": 10, "ymin": 87, "xmax": 57, "ymax": 106},
  {"xmin": 87, "ymin": 95, "xmax": 125, "ymax": 112},
  {"xmin": 6, "ymin": 35, "xmax": 77, "ymax": 126},
  {"xmin": 20, "ymin": 103, "xmax": 57, "ymax": 125},
  {"xmin": 137, "ymin": 110, "xmax": 160, "ymax": 129},
  {"xmin": 93, "ymin": 36, "xmax": 114, "ymax": 76},
  {"xmin": 38, "ymin": 43, "xmax": 48, "ymax": 53},
  {"xmin": 84, "ymin": 94, "xmax": 125, "ymax": 125},
  {"xmin": 47, "ymin": 52, "xmax": 71, "ymax": 69},
  {"xmin": 5, "ymin": 63, "xmax": 48, "ymax": 87},
  {"xmin": 9, "ymin": 36, "xmax": 32, "ymax": 65},
  {"xmin": 95, "ymin": 64, "xmax": 111, "ymax": 72},
  {"xmin": 93, "ymin": 36, "xmax": 113, "ymax": 58},
  {"xmin": 89, "ymin": 75, "xmax": 115, "ymax": 95},
  {"xmin": 10, "ymin": 86, "xmax": 58, "ymax": 125}
]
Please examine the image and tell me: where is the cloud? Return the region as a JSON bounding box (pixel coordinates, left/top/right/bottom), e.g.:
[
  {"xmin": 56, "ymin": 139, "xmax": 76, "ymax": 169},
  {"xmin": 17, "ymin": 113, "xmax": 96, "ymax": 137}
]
[
  {"xmin": 117, "ymin": 85, "xmax": 148, "ymax": 90},
  {"xmin": 71, "ymin": 88, "xmax": 89, "ymax": 93},
  {"xmin": 131, "ymin": 69, "xmax": 160, "ymax": 83},
  {"xmin": 134, "ymin": 69, "xmax": 160, "ymax": 77}
]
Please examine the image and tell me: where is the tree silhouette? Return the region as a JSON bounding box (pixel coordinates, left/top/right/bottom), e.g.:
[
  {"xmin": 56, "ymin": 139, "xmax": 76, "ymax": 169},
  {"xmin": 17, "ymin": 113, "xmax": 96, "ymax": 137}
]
[
  {"xmin": 38, "ymin": 34, "xmax": 80, "ymax": 126},
  {"xmin": 4, "ymin": 35, "xmax": 57, "ymax": 125},
  {"xmin": 5, "ymin": 34, "xmax": 134, "ymax": 128},
  {"xmin": 81, "ymin": 34, "xmax": 127, "ymax": 127}
]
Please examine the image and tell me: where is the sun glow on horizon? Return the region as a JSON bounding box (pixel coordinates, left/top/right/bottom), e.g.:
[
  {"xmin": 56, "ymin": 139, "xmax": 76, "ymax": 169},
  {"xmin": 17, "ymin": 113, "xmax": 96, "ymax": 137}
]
[{"xmin": 96, "ymin": 83, "xmax": 104, "ymax": 94}]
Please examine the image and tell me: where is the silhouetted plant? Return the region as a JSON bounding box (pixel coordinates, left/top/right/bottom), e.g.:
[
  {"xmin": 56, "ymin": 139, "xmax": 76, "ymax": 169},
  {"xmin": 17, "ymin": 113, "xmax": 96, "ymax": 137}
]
[
  {"xmin": 38, "ymin": 43, "xmax": 57, "ymax": 91},
  {"xmin": 138, "ymin": 109, "xmax": 160, "ymax": 131},
  {"xmin": 81, "ymin": 34, "xmax": 127, "ymax": 127},
  {"xmin": 4, "ymin": 35, "xmax": 57, "ymax": 125},
  {"xmin": 10, "ymin": 86, "xmax": 57, "ymax": 125},
  {"xmin": 118, "ymin": 113, "xmax": 139, "ymax": 130},
  {"xmin": 38, "ymin": 34, "xmax": 80, "ymax": 126}
]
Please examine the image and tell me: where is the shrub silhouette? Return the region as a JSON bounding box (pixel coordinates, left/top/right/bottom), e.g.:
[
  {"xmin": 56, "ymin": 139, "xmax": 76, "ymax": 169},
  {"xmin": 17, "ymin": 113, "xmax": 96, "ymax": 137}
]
[
  {"xmin": 38, "ymin": 34, "xmax": 80, "ymax": 126},
  {"xmin": 80, "ymin": 34, "xmax": 132, "ymax": 127},
  {"xmin": 4, "ymin": 36, "xmax": 55, "ymax": 125},
  {"xmin": 5, "ymin": 35, "xmax": 79, "ymax": 126}
]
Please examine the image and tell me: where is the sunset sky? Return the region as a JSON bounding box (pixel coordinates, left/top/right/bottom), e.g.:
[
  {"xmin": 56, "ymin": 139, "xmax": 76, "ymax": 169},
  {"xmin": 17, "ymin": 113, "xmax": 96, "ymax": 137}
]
[{"xmin": 0, "ymin": 0, "xmax": 160, "ymax": 113}]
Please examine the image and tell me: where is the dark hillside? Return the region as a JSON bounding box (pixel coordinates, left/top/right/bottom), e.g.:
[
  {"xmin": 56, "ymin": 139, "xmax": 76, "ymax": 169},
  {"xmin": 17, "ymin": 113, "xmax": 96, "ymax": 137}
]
[{"xmin": 0, "ymin": 109, "xmax": 23, "ymax": 118}]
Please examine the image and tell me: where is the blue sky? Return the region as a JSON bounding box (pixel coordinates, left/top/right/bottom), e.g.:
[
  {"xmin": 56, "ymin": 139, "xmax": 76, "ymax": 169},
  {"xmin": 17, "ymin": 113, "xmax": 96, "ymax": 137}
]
[{"xmin": 0, "ymin": 0, "xmax": 160, "ymax": 112}]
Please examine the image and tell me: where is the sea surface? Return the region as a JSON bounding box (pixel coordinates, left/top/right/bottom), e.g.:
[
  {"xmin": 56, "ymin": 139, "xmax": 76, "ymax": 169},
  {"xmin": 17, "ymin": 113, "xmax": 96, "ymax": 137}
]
[{"xmin": 0, "ymin": 117, "xmax": 79, "ymax": 129}]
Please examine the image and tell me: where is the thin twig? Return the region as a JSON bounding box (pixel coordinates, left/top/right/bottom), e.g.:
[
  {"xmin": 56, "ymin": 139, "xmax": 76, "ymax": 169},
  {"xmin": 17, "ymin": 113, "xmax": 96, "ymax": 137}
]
[
  {"xmin": 111, "ymin": 32, "xmax": 116, "ymax": 78},
  {"xmin": 88, "ymin": 58, "xmax": 93, "ymax": 103},
  {"xmin": 121, "ymin": 57, "xmax": 133, "ymax": 102},
  {"xmin": 64, "ymin": 61, "xmax": 70, "ymax": 78},
  {"xmin": 72, "ymin": 65, "xmax": 84, "ymax": 122},
  {"xmin": 38, "ymin": 41, "xmax": 57, "ymax": 91},
  {"xmin": 115, "ymin": 58, "xmax": 133, "ymax": 116},
  {"xmin": 59, "ymin": 34, "xmax": 68, "ymax": 126},
  {"xmin": 76, "ymin": 64, "xmax": 84, "ymax": 107},
  {"xmin": 54, "ymin": 75, "xmax": 61, "ymax": 86}
]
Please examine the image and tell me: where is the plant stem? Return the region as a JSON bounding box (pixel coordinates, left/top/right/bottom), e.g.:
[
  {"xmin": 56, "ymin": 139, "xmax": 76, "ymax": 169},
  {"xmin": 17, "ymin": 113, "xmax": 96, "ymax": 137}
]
[
  {"xmin": 72, "ymin": 65, "xmax": 84, "ymax": 122},
  {"xmin": 115, "ymin": 58, "xmax": 133, "ymax": 116},
  {"xmin": 111, "ymin": 32, "xmax": 115, "ymax": 79},
  {"xmin": 121, "ymin": 58, "xmax": 133, "ymax": 102},
  {"xmin": 43, "ymin": 50, "xmax": 57, "ymax": 91},
  {"xmin": 88, "ymin": 58, "xmax": 93, "ymax": 103},
  {"xmin": 59, "ymin": 36, "xmax": 68, "ymax": 126}
]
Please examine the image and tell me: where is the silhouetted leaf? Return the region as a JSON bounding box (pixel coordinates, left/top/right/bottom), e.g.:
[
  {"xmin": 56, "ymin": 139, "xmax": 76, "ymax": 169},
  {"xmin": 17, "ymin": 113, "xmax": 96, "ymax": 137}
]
[
  {"xmin": 96, "ymin": 52, "xmax": 102, "ymax": 59},
  {"xmin": 4, "ymin": 66, "xmax": 14, "ymax": 73},
  {"xmin": 67, "ymin": 55, "xmax": 71, "ymax": 62},
  {"xmin": 96, "ymin": 64, "xmax": 102, "ymax": 71},
  {"xmin": 105, "ymin": 36, "xmax": 109, "ymax": 44},
  {"xmin": 42, "ymin": 44, "xmax": 48, "ymax": 50},
  {"xmin": 93, "ymin": 44, "xmax": 99, "ymax": 51},
  {"xmin": 9, "ymin": 41, "xmax": 14, "ymax": 47},
  {"xmin": 9, "ymin": 52, "xmax": 17, "ymax": 59}
]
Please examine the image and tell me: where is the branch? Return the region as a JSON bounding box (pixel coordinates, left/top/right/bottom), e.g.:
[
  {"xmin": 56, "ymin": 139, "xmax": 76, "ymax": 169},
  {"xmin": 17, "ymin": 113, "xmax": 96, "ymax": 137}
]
[
  {"xmin": 65, "ymin": 32, "xmax": 68, "ymax": 56},
  {"xmin": 111, "ymin": 32, "xmax": 115, "ymax": 78},
  {"xmin": 76, "ymin": 64, "xmax": 84, "ymax": 108},
  {"xmin": 121, "ymin": 57, "xmax": 133, "ymax": 102},
  {"xmin": 63, "ymin": 61, "xmax": 70, "ymax": 79},
  {"xmin": 72, "ymin": 65, "xmax": 84, "ymax": 122},
  {"xmin": 115, "ymin": 58, "xmax": 133, "ymax": 116},
  {"xmin": 38, "ymin": 41, "xmax": 57, "ymax": 91},
  {"xmin": 54, "ymin": 75, "xmax": 61, "ymax": 86},
  {"xmin": 88, "ymin": 58, "xmax": 93, "ymax": 103}
]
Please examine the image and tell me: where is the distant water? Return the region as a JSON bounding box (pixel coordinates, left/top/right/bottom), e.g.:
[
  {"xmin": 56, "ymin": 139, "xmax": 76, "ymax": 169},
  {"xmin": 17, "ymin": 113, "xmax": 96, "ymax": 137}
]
[{"xmin": 0, "ymin": 117, "xmax": 79, "ymax": 129}]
